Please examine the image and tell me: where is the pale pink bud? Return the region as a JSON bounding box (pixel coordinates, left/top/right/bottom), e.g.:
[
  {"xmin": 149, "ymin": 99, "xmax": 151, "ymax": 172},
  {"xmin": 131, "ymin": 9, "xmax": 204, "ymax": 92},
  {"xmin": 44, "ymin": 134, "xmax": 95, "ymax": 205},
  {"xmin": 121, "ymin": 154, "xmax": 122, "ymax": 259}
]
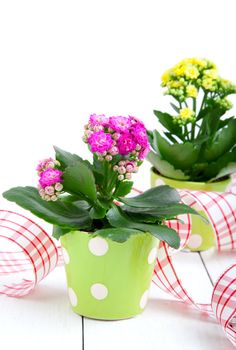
[
  {"xmin": 55, "ymin": 183, "xmax": 63, "ymax": 191},
  {"xmin": 109, "ymin": 146, "xmax": 119, "ymax": 156},
  {"xmin": 45, "ymin": 186, "xmax": 55, "ymax": 195},
  {"xmin": 119, "ymin": 161, "xmax": 126, "ymax": 166},
  {"xmin": 105, "ymin": 155, "xmax": 112, "ymax": 161},
  {"xmin": 136, "ymin": 144, "xmax": 141, "ymax": 151},
  {"xmin": 126, "ymin": 164, "xmax": 134, "ymax": 173},
  {"xmin": 51, "ymin": 195, "xmax": 58, "ymax": 201},
  {"xmin": 113, "ymin": 165, "xmax": 119, "ymax": 171},
  {"xmin": 118, "ymin": 166, "xmax": 126, "ymax": 174},
  {"xmin": 118, "ymin": 174, "xmax": 124, "ymax": 181},
  {"xmin": 113, "ymin": 133, "xmax": 121, "ymax": 140}
]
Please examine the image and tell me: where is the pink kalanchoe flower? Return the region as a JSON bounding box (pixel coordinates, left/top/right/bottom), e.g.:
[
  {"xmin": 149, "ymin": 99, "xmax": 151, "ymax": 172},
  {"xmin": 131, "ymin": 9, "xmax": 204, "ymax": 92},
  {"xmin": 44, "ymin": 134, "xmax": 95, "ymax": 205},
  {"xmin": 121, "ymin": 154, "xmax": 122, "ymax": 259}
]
[
  {"xmin": 39, "ymin": 168, "xmax": 63, "ymax": 188},
  {"xmin": 89, "ymin": 114, "xmax": 109, "ymax": 126},
  {"xmin": 109, "ymin": 116, "xmax": 132, "ymax": 132},
  {"xmin": 117, "ymin": 133, "xmax": 136, "ymax": 155},
  {"xmin": 129, "ymin": 116, "xmax": 145, "ymax": 127},
  {"xmin": 138, "ymin": 145, "xmax": 150, "ymax": 160},
  {"xmin": 131, "ymin": 124, "xmax": 149, "ymax": 147},
  {"xmin": 88, "ymin": 131, "xmax": 113, "ymax": 154}
]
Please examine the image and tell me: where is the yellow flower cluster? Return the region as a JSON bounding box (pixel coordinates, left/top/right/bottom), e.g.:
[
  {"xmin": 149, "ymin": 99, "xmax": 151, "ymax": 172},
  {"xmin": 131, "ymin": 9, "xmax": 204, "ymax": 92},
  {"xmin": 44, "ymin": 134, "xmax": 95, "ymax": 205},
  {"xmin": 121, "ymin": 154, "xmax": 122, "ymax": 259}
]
[
  {"xmin": 175, "ymin": 107, "xmax": 195, "ymax": 125},
  {"xmin": 160, "ymin": 57, "xmax": 234, "ymax": 100}
]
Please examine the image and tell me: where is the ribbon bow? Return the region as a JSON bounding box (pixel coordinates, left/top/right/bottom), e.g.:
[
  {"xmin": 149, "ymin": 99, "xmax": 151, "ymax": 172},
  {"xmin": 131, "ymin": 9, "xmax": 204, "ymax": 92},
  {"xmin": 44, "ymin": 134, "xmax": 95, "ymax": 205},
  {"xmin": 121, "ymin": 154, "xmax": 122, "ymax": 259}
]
[{"xmin": 0, "ymin": 183, "xmax": 236, "ymax": 347}]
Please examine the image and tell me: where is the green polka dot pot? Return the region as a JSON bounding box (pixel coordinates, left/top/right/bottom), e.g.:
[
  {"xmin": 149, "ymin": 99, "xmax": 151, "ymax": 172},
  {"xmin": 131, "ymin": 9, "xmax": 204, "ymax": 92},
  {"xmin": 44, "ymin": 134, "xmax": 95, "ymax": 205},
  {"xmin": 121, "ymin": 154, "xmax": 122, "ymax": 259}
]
[
  {"xmin": 150, "ymin": 168, "xmax": 231, "ymax": 252},
  {"xmin": 60, "ymin": 230, "xmax": 159, "ymax": 320}
]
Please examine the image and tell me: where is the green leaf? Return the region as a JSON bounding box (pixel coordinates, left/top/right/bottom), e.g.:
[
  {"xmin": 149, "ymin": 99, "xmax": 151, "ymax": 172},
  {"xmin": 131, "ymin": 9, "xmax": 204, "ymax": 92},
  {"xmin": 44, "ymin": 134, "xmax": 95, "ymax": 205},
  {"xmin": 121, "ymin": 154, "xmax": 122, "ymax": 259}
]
[
  {"xmin": 106, "ymin": 205, "xmax": 180, "ymax": 248},
  {"xmin": 54, "ymin": 146, "xmax": 84, "ymax": 168},
  {"xmin": 202, "ymin": 119, "xmax": 236, "ymax": 161},
  {"xmin": 123, "ymin": 203, "xmax": 202, "ymax": 219},
  {"xmin": 170, "ymin": 102, "xmax": 180, "ymax": 113},
  {"xmin": 202, "ymin": 148, "xmax": 236, "ymax": 181},
  {"xmin": 120, "ymin": 185, "xmax": 181, "ymax": 207},
  {"xmin": 89, "ymin": 203, "xmax": 107, "ymax": 219},
  {"xmin": 153, "ymin": 110, "xmax": 183, "ymax": 139},
  {"xmin": 95, "ymin": 228, "xmax": 141, "ymax": 243},
  {"xmin": 113, "ymin": 181, "xmax": 133, "ymax": 197},
  {"xmin": 156, "ymin": 131, "xmax": 200, "ymax": 170},
  {"xmin": 138, "ymin": 224, "xmax": 180, "ymax": 249},
  {"xmin": 208, "ymin": 162, "xmax": 236, "ymax": 182},
  {"xmin": 63, "ymin": 162, "xmax": 97, "ymax": 202},
  {"xmin": 53, "ymin": 226, "xmax": 70, "ymax": 239},
  {"xmin": 147, "ymin": 151, "xmax": 190, "ymax": 180},
  {"xmin": 3, "ymin": 186, "xmax": 92, "ymax": 230}
]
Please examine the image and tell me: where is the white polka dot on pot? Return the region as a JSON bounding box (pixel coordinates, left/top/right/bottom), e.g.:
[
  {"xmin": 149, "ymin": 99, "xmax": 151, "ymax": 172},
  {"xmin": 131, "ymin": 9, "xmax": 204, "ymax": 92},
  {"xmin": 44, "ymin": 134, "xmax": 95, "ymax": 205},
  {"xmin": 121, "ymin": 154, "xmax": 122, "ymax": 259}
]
[
  {"xmin": 139, "ymin": 290, "xmax": 149, "ymax": 309},
  {"xmin": 88, "ymin": 237, "xmax": 109, "ymax": 256},
  {"xmin": 90, "ymin": 283, "xmax": 108, "ymax": 300},
  {"xmin": 68, "ymin": 287, "xmax": 78, "ymax": 307},
  {"xmin": 62, "ymin": 247, "xmax": 70, "ymax": 264},
  {"xmin": 148, "ymin": 247, "xmax": 157, "ymax": 264},
  {"xmin": 188, "ymin": 234, "xmax": 203, "ymax": 249}
]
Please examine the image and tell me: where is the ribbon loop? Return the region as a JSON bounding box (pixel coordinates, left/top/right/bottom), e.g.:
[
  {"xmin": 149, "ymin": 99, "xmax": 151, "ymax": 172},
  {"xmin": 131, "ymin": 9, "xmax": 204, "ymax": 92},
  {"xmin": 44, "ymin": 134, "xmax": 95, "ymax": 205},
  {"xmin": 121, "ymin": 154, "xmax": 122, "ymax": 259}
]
[{"xmin": 0, "ymin": 210, "xmax": 58, "ymax": 297}]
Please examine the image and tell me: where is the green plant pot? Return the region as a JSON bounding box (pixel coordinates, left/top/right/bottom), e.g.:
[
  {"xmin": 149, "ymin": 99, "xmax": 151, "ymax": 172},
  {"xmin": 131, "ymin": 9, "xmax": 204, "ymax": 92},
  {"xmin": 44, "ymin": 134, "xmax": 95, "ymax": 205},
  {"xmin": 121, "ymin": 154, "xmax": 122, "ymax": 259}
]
[
  {"xmin": 60, "ymin": 230, "xmax": 158, "ymax": 320},
  {"xmin": 150, "ymin": 168, "xmax": 231, "ymax": 252}
]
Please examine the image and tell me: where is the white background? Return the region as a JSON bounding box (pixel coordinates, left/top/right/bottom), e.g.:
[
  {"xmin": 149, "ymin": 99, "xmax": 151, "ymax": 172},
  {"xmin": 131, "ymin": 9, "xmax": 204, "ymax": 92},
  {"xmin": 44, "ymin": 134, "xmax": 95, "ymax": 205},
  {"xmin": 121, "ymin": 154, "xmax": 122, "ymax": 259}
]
[
  {"xmin": 1, "ymin": 0, "xmax": 236, "ymax": 198},
  {"xmin": 0, "ymin": 3, "xmax": 236, "ymax": 348}
]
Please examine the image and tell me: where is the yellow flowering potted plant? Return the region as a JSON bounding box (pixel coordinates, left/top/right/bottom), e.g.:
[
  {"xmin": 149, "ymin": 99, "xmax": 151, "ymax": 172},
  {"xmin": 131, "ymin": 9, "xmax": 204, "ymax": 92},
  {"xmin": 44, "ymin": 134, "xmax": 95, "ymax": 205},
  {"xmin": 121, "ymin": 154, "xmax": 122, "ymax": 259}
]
[
  {"xmin": 3, "ymin": 114, "xmax": 198, "ymax": 320},
  {"xmin": 148, "ymin": 58, "xmax": 236, "ymax": 250}
]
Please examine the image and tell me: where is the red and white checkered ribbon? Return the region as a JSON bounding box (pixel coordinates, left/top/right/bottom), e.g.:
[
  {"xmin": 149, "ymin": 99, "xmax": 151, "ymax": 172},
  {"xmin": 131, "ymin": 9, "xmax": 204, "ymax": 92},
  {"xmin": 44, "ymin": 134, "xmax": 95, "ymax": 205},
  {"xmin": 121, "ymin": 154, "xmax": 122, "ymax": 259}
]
[{"xmin": 0, "ymin": 185, "xmax": 236, "ymax": 346}]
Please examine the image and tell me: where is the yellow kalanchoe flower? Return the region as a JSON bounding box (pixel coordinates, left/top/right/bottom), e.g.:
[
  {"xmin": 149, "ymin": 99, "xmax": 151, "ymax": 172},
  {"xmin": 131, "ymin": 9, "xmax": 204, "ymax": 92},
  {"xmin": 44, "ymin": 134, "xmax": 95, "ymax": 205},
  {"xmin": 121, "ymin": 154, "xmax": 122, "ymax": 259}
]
[
  {"xmin": 202, "ymin": 77, "xmax": 215, "ymax": 91},
  {"xmin": 184, "ymin": 65, "xmax": 200, "ymax": 80},
  {"xmin": 204, "ymin": 69, "xmax": 218, "ymax": 79},
  {"xmin": 176, "ymin": 107, "xmax": 195, "ymax": 125},
  {"xmin": 161, "ymin": 70, "xmax": 171, "ymax": 86},
  {"xmin": 186, "ymin": 84, "xmax": 198, "ymax": 98},
  {"xmin": 180, "ymin": 107, "xmax": 194, "ymax": 120},
  {"xmin": 173, "ymin": 64, "xmax": 186, "ymax": 77}
]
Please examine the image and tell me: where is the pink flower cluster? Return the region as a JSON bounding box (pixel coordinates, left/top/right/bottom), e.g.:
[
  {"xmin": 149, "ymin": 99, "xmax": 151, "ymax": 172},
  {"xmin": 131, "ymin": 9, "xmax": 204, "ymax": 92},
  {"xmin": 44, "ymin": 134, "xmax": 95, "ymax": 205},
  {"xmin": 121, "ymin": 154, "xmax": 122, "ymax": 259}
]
[
  {"xmin": 83, "ymin": 114, "xmax": 150, "ymax": 180},
  {"xmin": 37, "ymin": 158, "xmax": 63, "ymax": 201}
]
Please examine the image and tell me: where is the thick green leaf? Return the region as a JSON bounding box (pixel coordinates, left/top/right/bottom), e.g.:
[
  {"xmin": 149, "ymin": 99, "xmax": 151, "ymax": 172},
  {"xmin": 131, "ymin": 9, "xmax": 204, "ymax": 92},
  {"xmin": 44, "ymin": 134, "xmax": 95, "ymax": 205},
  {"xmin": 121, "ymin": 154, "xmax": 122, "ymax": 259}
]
[
  {"xmin": 156, "ymin": 131, "xmax": 200, "ymax": 170},
  {"xmin": 89, "ymin": 204, "xmax": 107, "ymax": 219},
  {"xmin": 113, "ymin": 181, "xmax": 133, "ymax": 197},
  {"xmin": 153, "ymin": 110, "xmax": 183, "ymax": 138},
  {"xmin": 202, "ymin": 119, "xmax": 236, "ymax": 161},
  {"xmin": 54, "ymin": 146, "xmax": 85, "ymax": 168},
  {"xmin": 120, "ymin": 185, "xmax": 180, "ymax": 207},
  {"xmin": 147, "ymin": 151, "xmax": 190, "ymax": 180},
  {"xmin": 209, "ymin": 162, "xmax": 236, "ymax": 182},
  {"xmin": 95, "ymin": 228, "xmax": 141, "ymax": 243},
  {"xmin": 106, "ymin": 205, "xmax": 180, "ymax": 248},
  {"xmin": 63, "ymin": 162, "xmax": 97, "ymax": 202},
  {"xmin": 202, "ymin": 148, "xmax": 236, "ymax": 181},
  {"xmin": 53, "ymin": 226, "xmax": 70, "ymax": 239},
  {"xmin": 3, "ymin": 186, "xmax": 92, "ymax": 229},
  {"xmin": 137, "ymin": 224, "xmax": 180, "ymax": 249},
  {"xmin": 123, "ymin": 203, "xmax": 203, "ymax": 219},
  {"xmin": 170, "ymin": 102, "xmax": 180, "ymax": 113}
]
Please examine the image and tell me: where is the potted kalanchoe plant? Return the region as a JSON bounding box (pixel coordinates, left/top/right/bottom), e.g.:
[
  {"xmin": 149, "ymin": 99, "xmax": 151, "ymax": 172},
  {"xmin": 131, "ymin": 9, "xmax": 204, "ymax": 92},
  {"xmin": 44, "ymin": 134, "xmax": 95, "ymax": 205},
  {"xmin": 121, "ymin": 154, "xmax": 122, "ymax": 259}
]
[
  {"xmin": 3, "ymin": 114, "xmax": 198, "ymax": 320},
  {"xmin": 148, "ymin": 57, "xmax": 236, "ymax": 251}
]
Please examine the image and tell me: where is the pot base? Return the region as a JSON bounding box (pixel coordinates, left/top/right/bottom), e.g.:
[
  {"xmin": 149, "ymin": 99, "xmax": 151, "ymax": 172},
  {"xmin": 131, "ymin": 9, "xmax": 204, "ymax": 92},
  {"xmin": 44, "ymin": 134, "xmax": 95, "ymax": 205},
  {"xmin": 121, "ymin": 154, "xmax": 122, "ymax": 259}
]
[{"xmin": 61, "ymin": 231, "xmax": 158, "ymax": 320}]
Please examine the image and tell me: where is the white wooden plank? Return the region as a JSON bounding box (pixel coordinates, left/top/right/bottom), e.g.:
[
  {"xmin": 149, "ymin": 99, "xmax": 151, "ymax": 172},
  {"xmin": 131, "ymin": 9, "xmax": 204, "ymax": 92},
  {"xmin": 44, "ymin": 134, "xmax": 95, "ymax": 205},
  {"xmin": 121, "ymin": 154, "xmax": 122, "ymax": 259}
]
[
  {"xmin": 200, "ymin": 248, "xmax": 235, "ymax": 284},
  {"xmin": 0, "ymin": 267, "xmax": 83, "ymax": 350},
  {"xmin": 84, "ymin": 252, "xmax": 234, "ymax": 350}
]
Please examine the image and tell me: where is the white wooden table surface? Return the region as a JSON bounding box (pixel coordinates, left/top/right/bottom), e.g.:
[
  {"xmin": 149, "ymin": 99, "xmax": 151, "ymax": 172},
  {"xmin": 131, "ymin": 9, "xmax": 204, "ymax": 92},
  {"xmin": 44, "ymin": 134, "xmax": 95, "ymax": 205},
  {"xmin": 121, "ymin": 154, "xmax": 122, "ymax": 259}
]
[{"xmin": 0, "ymin": 246, "xmax": 235, "ymax": 350}]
